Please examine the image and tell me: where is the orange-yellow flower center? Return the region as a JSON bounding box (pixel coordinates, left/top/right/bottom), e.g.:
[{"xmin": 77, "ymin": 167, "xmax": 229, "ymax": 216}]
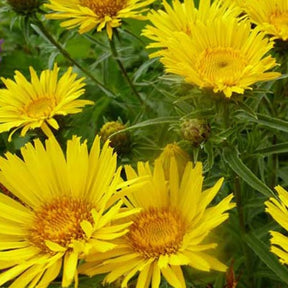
[
  {"xmin": 197, "ymin": 47, "xmax": 247, "ymax": 86},
  {"xmin": 29, "ymin": 197, "xmax": 94, "ymax": 253},
  {"xmin": 270, "ymin": 11, "xmax": 288, "ymax": 40},
  {"xmin": 127, "ymin": 207, "xmax": 186, "ymax": 258},
  {"xmin": 25, "ymin": 97, "xmax": 55, "ymax": 118},
  {"xmin": 79, "ymin": 0, "xmax": 126, "ymax": 18}
]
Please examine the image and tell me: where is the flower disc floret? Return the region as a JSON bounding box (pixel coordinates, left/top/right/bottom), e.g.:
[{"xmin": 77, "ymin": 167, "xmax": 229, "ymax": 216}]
[
  {"xmin": 128, "ymin": 207, "xmax": 186, "ymax": 258},
  {"xmin": 29, "ymin": 197, "xmax": 94, "ymax": 253}
]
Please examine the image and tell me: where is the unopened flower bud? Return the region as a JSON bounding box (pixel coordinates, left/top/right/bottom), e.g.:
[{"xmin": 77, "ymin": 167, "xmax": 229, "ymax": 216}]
[
  {"xmin": 8, "ymin": 0, "xmax": 42, "ymax": 15},
  {"xmin": 181, "ymin": 119, "xmax": 210, "ymax": 147},
  {"xmin": 99, "ymin": 121, "xmax": 131, "ymax": 155},
  {"xmin": 157, "ymin": 143, "xmax": 190, "ymax": 179}
]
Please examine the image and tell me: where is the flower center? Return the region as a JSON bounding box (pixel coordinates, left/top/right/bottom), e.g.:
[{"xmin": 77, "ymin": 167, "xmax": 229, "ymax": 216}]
[
  {"xmin": 127, "ymin": 207, "xmax": 186, "ymax": 258},
  {"xmin": 79, "ymin": 0, "xmax": 127, "ymax": 18},
  {"xmin": 196, "ymin": 47, "xmax": 247, "ymax": 86},
  {"xmin": 29, "ymin": 197, "xmax": 94, "ymax": 253},
  {"xmin": 25, "ymin": 97, "xmax": 55, "ymax": 118},
  {"xmin": 270, "ymin": 11, "xmax": 288, "ymax": 39}
]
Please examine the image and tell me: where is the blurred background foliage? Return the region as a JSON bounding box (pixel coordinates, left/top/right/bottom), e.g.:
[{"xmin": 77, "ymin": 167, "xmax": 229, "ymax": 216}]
[{"xmin": 1, "ymin": 0, "xmax": 288, "ymax": 287}]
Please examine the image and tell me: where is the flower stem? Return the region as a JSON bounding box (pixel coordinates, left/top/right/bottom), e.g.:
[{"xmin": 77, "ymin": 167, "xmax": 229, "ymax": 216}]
[
  {"xmin": 108, "ymin": 35, "xmax": 143, "ymax": 105},
  {"xmin": 32, "ymin": 16, "xmax": 117, "ymax": 99},
  {"xmin": 234, "ymin": 175, "xmax": 255, "ymax": 288}
]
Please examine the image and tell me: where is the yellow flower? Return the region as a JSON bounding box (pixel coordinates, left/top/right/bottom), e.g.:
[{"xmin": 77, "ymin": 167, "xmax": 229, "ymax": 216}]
[
  {"xmin": 240, "ymin": 0, "xmax": 288, "ymax": 41},
  {"xmin": 142, "ymin": 0, "xmax": 242, "ymax": 57},
  {"xmin": 157, "ymin": 142, "xmax": 190, "ymax": 180},
  {"xmin": 79, "ymin": 160, "xmax": 235, "ymax": 288},
  {"xmin": 45, "ymin": 0, "xmax": 154, "ymax": 40},
  {"xmin": 0, "ymin": 135, "xmax": 137, "ymax": 288},
  {"xmin": 160, "ymin": 18, "xmax": 280, "ymax": 98},
  {"xmin": 265, "ymin": 185, "xmax": 288, "ymax": 265},
  {"xmin": 0, "ymin": 64, "xmax": 93, "ymax": 141}
]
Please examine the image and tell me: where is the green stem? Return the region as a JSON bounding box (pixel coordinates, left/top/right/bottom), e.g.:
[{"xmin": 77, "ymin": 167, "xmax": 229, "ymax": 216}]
[
  {"xmin": 234, "ymin": 175, "xmax": 254, "ymax": 288},
  {"xmin": 33, "ymin": 17, "xmax": 116, "ymax": 99},
  {"xmin": 223, "ymin": 99, "xmax": 231, "ymax": 129},
  {"xmin": 270, "ymin": 135, "xmax": 278, "ymax": 188},
  {"xmin": 108, "ymin": 35, "xmax": 143, "ymax": 105}
]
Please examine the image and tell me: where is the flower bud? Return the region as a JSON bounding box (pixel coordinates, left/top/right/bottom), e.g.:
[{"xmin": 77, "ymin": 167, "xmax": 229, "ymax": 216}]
[
  {"xmin": 99, "ymin": 121, "xmax": 131, "ymax": 155},
  {"xmin": 8, "ymin": 0, "xmax": 42, "ymax": 15},
  {"xmin": 157, "ymin": 143, "xmax": 190, "ymax": 179},
  {"xmin": 181, "ymin": 119, "xmax": 211, "ymax": 147}
]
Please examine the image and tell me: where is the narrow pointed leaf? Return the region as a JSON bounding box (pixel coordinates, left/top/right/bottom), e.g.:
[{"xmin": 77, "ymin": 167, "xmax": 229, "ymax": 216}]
[
  {"xmin": 245, "ymin": 232, "xmax": 288, "ymax": 285},
  {"xmin": 223, "ymin": 146, "xmax": 274, "ymax": 197},
  {"xmin": 254, "ymin": 142, "xmax": 288, "ymax": 156}
]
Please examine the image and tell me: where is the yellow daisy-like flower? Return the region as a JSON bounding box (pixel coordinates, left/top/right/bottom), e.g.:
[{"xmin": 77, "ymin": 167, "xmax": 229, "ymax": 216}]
[
  {"xmin": 79, "ymin": 160, "xmax": 235, "ymax": 288},
  {"xmin": 265, "ymin": 185, "xmax": 288, "ymax": 265},
  {"xmin": 142, "ymin": 0, "xmax": 242, "ymax": 57},
  {"xmin": 0, "ymin": 64, "xmax": 93, "ymax": 141},
  {"xmin": 0, "ymin": 135, "xmax": 137, "ymax": 288},
  {"xmin": 45, "ymin": 0, "xmax": 154, "ymax": 40},
  {"xmin": 241, "ymin": 0, "xmax": 288, "ymax": 41},
  {"xmin": 160, "ymin": 18, "xmax": 280, "ymax": 97}
]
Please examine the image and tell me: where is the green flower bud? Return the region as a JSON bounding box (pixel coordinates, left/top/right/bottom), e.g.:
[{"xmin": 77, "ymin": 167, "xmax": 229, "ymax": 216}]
[
  {"xmin": 8, "ymin": 0, "xmax": 42, "ymax": 15},
  {"xmin": 99, "ymin": 121, "xmax": 131, "ymax": 155},
  {"xmin": 181, "ymin": 119, "xmax": 211, "ymax": 147}
]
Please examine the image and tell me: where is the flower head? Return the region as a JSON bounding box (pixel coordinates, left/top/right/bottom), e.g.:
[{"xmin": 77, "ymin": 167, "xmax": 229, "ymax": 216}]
[
  {"xmin": 45, "ymin": 0, "xmax": 154, "ymax": 39},
  {"xmin": 265, "ymin": 185, "xmax": 288, "ymax": 265},
  {"xmin": 79, "ymin": 159, "xmax": 235, "ymax": 287},
  {"xmin": 142, "ymin": 0, "xmax": 242, "ymax": 57},
  {"xmin": 0, "ymin": 135, "xmax": 136, "ymax": 287},
  {"xmin": 240, "ymin": 0, "xmax": 288, "ymax": 41},
  {"xmin": 160, "ymin": 18, "xmax": 280, "ymax": 97},
  {"xmin": 0, "ymin": 64, "xmax": 93, "ymax": 141}
]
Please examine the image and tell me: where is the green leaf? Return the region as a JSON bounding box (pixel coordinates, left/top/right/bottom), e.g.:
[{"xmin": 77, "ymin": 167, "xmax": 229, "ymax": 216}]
[
  {"xmin": 245, "ymin": 232, "xmax": 288, "ymax": 285},
  {"xmin": 256, "ymin": 114, "xmax": 288, "ymax": 133},
  {"xmin": 133, "ymin": 58, "xmax": 159, "ymax": 82},
  {"xmin": 236, "ymin": 112, "xmax": 288, "ymax": 133},
  {"xmin": 235, "ymin": 101, "xmax": 258, "ymax": 119},
  {"xmin": 254, "ymin": 142, "xmax": 288, "ymax": 156},
  {"xmin": 223, "ymin": 146, "xmax": 275, "ymax": 197},
  {"xmin": 203, "ymin": 141, "xmax": 214, "ymax": 173},
  {"xmin": 112, "ymin": 116, "xmax": 178, "ymax": 135}
]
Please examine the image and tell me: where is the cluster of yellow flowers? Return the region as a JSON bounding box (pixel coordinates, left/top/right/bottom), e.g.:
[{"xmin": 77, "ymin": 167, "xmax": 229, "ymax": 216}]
[
  {"xmin": 0, "ymin": 135, "xmax": 235, "ymax": 287},
  {"xmin": 1, "ymin": 0, "xmax": 288, "ymax": 287}
]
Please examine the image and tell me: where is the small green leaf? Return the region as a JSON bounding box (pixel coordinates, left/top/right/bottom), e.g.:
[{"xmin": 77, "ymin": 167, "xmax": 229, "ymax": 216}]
[
  {"xmin": 236, "ymin": 112, "xmax": 288, "ymax": 133},
  {"xmin": 245, "ymin": 232, "xmax": 288, "ymax": 285},
  {"xmin": 254, "ymin": 142, "xmax": 288, "ymax": 156},
  {"xmin": 112, "ymin": 116, "xmax": 179, "ymax": 134},
  {"xmin": 223, "ymin": 146, "xmax": 274, "ymax": 197},
  {"xmin": 256, "ymin": 114, "xmax": 288, "ymax": 133}
]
